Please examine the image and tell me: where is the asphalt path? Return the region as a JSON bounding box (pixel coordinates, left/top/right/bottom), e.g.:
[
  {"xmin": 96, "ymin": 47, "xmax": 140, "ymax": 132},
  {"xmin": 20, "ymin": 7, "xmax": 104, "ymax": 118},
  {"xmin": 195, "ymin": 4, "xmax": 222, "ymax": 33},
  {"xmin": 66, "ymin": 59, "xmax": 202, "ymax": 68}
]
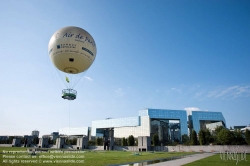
[{"xmin": 151, "ymin": 153, "xmax": 214, "ymax": 166}]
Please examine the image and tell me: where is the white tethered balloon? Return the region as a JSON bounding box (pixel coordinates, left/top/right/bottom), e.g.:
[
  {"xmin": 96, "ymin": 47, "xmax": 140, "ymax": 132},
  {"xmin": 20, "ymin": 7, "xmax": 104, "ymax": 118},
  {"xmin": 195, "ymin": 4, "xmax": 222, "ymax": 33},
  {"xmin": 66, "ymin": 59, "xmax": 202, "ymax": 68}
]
[{"xmin": 48, "ymin": 26, "xmax": 97, "ymax": 100}]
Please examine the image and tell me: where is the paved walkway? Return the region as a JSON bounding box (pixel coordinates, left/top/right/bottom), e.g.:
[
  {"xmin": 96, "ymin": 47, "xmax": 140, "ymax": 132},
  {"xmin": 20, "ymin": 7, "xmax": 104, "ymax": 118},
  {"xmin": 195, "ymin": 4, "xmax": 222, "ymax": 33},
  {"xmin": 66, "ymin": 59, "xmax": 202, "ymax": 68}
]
[{"xmin": 151, "ymin": 153, "xmax": 215, "ymax": 166}]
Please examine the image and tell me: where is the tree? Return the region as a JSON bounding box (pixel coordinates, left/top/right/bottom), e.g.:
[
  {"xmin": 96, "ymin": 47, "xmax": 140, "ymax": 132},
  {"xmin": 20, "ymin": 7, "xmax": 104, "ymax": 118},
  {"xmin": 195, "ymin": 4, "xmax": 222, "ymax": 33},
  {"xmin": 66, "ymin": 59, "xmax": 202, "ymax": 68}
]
[
  {"xmin": 128, "ymin": 135, "xmax": 135, "ymax": 146},
  {"xmin": 96, "ymin": 137, "xmax": 103, "ymax": 145},
  {"xmin": 212, "ymin": 126, "xmax": 225, "ymax": 145},
  {"xmin": 215, "ymin": 126, "xmax": 224, "ymax": 134},
  {"xmin": 71, "ymin": 138, "xmax": 77, "ymax": 145},
  {"xmin": 232, "ymin": 129, "xmax": 246, "ymax": 145},
  {"xmin": 181, "ymin": 134, "xmax": 189, "ymax": 145},
  {"xmin": 217, "ymin": 128, "xmax": 233, "ymax": 145},
  {"xmin": 198, "ymin": 130, "xmax": 206, "ymax": 145},
  {"xmin": 65, "ymin": 138, "xmax": 70, "ymax": 145},
  {"xmin": 100, "ymin": 137, "xmax": 103, "ymax": 145},
  {"xmin": 122, "ymin": 137, "xmax": 127, "ymax": 146},
  {"xmin": 245, "ymin": 129, "xmax": 250, "ymax": 145},
  {"xmin": 153, "ymin": 134, "xmax": 159, "ymax": 146},
  {"xmin": 198, "ymin": 129, "xmax": 212, "ymax": 145},
  {"xmin": 191, "ymin": 130, "xmax": 198, "ymax": 145},
  {"xmin": 204, "ymin": 129, "xmax": 212, "ymax": 145}
]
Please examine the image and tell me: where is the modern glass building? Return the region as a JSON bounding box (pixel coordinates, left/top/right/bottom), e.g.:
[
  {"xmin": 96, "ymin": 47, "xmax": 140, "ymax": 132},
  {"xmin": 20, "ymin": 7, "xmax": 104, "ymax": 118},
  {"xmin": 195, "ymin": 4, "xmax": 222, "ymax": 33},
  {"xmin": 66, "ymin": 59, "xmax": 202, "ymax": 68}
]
[
  {"xmin": 189, "ymin": 111, "xmax": 226, "ymax": 133},
  {"xmin": 58, "ymin": 109, "xmax": 226, "ymax": 144},
  {"xmin": 92, "ymin": 109, "xmax": 191, "ymax": 143}
]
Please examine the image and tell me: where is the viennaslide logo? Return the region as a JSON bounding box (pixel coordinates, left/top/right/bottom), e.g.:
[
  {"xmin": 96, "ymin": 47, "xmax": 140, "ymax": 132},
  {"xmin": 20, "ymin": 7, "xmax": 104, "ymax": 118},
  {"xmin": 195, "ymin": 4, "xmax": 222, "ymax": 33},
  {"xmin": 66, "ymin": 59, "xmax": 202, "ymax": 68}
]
[{"xmin": 220, "ymin": 150, "xmax": 247, "ymax": 165}]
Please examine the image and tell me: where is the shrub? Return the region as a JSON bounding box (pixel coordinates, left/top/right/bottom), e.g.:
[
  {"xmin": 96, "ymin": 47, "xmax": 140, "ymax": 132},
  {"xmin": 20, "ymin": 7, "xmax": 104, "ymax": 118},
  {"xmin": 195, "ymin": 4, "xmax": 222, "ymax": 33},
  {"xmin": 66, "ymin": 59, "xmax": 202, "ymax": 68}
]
[
  {"xmin": 88, "ymin": 140, "xmax": 96, "ymax": 146},
  {"xmin": 245, "ymin": 129, "xmax": 250, "ymax": 145}
]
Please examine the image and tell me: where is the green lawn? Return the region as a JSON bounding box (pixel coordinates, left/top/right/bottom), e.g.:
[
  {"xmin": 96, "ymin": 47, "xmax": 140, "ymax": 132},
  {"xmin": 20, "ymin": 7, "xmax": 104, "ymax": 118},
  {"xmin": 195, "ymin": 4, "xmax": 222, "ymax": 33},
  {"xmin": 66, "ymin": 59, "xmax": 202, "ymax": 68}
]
[
  {"xmin": 183, "ymin": 154, "xmax": 250, "ymax": 166},
  {"xmin": 0, "ymin": 147, "xmax": 195, "ymax": 166}
]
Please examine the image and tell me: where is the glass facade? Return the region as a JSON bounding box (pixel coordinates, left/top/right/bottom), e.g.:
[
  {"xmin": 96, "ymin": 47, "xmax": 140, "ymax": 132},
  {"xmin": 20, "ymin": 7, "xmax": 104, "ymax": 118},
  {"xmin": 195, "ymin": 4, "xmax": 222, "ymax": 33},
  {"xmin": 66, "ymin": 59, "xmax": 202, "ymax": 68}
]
[
  {"xmin": 91, "ymin": 109, "xmax": 189, "ymax": 143},
  {"xmin": 145, "ymin": 109, "xmax": 188, "ymax": 136},
  {"xmin": 150, "ymin": 119, "xmax": 169, "ymax": 143},
  {"xmin": 190, "ymin": 111, "xmax": 226, "ymax": 133},
  {"xmin": 89, "ymin": 109, "xmax": 226, "ymax": 143}
]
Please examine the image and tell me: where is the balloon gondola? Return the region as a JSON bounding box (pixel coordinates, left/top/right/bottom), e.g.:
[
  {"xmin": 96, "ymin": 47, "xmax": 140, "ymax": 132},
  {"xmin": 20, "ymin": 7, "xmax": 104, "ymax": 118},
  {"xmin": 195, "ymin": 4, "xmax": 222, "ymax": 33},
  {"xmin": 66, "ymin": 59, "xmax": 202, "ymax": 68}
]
[{"xmin": 62, "ymin": 89, "xmax": 77, "ymax": 100}]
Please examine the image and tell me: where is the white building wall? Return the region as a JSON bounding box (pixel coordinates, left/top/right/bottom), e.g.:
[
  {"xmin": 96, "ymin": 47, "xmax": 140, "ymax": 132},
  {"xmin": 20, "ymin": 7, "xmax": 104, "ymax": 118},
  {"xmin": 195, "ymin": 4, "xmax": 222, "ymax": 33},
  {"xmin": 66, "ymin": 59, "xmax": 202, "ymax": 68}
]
[
  {"xmin": 114, "ymin": 116, "xmax": 150, "ymax": 138},
  {"xmin": 206, "ymin": 122, "xmax": 223, "ymax": 132}
]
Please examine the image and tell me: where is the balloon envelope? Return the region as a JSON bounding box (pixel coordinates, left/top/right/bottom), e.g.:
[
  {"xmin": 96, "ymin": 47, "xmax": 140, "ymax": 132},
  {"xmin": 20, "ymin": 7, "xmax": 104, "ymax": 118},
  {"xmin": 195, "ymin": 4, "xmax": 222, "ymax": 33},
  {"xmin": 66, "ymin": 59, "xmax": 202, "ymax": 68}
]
[{"xmin": 48, "ymin": 26, "xmax": 97, "ymax": 74}]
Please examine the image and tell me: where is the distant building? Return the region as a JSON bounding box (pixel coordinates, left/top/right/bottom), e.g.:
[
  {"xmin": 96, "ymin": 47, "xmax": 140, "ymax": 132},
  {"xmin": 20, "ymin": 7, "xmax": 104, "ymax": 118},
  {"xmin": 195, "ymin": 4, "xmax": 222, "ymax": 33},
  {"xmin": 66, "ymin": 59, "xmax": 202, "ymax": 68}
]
[
  {"xmin": 31, "ymin": 130, "xmax": 39, "ymax": 138},
  {"xmin": 24, "ymin": 135, "xmax": 34, "ymax": 139},
  {"xmin": 59, "ymin": 127, "xmax": 90, "ymax": 137},
  {"xmin": 51, "ymin": 132, "xmax": 59, "ymax": 140},
  {"xmin": 51, "ymin": 132, "xmax": 59, "ymax": 136},
  {"xmin": 0, "ymin": 136, "xmax": 9, "ymax": 140},
  {"xmin": 42, "ymin": 135, "xmax": 51, "ymax": 138},
  {"xmin": 13, "ymin": 136, "xmax": 24, "ymax": 139},
  {"xmin": 42, "ymin": 132, "xmax": 59, "ymax": 141},
  {"xmin": 241, "ymin": 126, "xmax": 250, "ymax": 133},
  {"xmin": 234, "ymin": 126, "xmax": 247, "ymax": 130}
]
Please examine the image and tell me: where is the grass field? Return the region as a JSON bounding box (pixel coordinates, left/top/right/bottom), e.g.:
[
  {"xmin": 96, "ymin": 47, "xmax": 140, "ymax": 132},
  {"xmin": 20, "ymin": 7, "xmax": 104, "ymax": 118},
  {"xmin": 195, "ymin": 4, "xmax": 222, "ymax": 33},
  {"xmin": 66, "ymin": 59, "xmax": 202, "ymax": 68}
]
[
  {"xmin": 184, "ymin": 154, "xmax": 250, "ymax": 166},
  {"xmin": 0, "ymin": 147, "xmax": 195, "ymax": 166}
]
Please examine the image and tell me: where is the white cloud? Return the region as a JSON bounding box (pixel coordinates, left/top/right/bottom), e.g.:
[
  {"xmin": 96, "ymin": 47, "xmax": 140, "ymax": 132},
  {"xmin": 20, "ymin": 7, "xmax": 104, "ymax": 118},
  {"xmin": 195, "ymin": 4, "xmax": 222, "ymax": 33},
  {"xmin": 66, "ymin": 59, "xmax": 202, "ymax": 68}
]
[
  {"xmin": 215, "ymin": 86, "xmax": 239, "ymax": 98},
  {"xmin": 84, "ymin": 76, "xmax": 93, "ymax": 81},
  {"xmin": 206, "ymin": 85, "xmax": 250, "ymax": 99},
  {"xmin": 184, "ymin": 107, "xmax": 200, "ymax": 112},
  {"xmin": 233, "ymin": 86, "xmax": 250, "ymax": 98},
  {"xmin": 184, "ymin": 107, "xmax": 201, "ymax": 115},
  {"xmin": 156, "ymin": 84, "xmax": 250, "ymax": 101}
]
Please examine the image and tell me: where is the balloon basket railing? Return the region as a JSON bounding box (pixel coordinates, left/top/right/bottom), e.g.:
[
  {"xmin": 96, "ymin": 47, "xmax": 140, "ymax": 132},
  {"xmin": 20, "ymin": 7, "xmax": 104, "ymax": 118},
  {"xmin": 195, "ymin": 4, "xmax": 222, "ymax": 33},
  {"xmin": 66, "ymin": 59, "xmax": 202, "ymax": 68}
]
[{"xmin": 62, "ymin": 89, "xmax": 77, "ymax": 100}]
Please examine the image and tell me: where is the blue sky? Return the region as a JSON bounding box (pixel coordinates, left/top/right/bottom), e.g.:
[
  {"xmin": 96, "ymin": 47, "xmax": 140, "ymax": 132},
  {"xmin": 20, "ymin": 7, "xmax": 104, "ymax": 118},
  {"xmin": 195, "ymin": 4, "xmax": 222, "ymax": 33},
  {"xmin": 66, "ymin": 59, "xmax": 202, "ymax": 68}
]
[{"xmin": 0, "ymin": 0, "xmax": 249, "ymax": 136}]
